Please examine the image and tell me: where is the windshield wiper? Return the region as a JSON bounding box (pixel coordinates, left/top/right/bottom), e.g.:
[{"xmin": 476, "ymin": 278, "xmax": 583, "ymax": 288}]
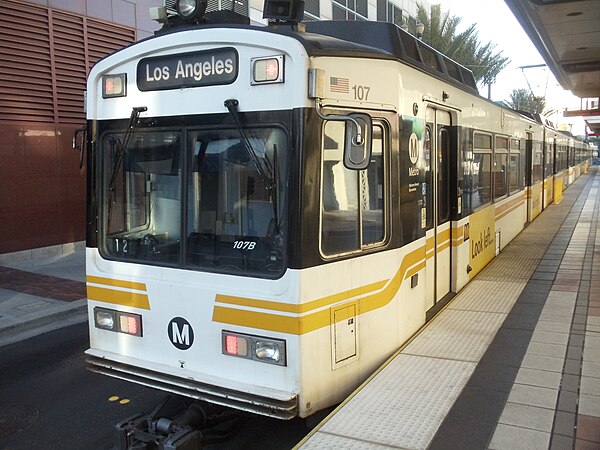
[
  {"xmin": 224, "ymin": 99, "xmax": 273, "ymax": 186},
  {"xmin": 224, "ymin": 99, "xmax": 281, "ymax": 235},
  {"xmin": 108, "ymin": 106, "xmax": 147, "ymax": 191}
]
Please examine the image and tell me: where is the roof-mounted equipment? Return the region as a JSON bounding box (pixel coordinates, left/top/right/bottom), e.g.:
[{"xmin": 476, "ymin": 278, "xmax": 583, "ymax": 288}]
[
  {"xmin": 151, "ymin": 0, "xmax": 250, "ymax": 29},
  {"xmin": 263, "ymin": 0, "xmax": 305, "ymax": 29}
]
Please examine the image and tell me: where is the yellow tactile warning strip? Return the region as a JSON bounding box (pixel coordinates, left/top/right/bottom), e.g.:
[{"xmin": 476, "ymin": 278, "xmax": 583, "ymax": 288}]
[{"xmin": 86, "ymin": 275, "xmax": 150, "ymax": 310}]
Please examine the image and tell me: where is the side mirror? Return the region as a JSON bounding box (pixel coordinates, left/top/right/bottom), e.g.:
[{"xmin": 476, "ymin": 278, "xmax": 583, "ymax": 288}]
[{"xmin": 344, "ymin": 113, "xmax": 372, "ymax": 170}]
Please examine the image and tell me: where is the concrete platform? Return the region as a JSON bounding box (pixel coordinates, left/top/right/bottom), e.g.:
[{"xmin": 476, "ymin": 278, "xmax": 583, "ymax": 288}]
[{"xmin": 298, "ymin": 167, "xmax": 600, "ymax": 450}]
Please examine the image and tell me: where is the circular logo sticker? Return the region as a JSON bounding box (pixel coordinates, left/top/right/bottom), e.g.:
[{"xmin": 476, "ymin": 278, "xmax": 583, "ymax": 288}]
[
  {"xmin": 167, "ymin": 317, "xmax": 194, "ymax": 350},
  {"xmin": 409, "ymin": 133, "xmax": 419, "ymax": 165}
]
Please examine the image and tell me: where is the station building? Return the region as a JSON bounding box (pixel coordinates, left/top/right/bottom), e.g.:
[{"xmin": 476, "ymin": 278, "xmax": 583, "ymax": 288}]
[{"xmin": 0, "ymin": 0, "xmax": 429, "ymax": 257}]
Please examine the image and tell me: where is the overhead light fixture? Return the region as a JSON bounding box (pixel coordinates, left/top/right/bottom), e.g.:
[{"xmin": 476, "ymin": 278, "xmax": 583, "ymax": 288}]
[
  {"xmin": 176, "ymin": 0, "xmax": 207, "ymax": 22},
  {"xmin": 416, "ymin": 21, "xmax": 425, "ymax": 39},
  {"xmin": 562, "ymin": 61, "xmax": 600, "ymax": 73}
]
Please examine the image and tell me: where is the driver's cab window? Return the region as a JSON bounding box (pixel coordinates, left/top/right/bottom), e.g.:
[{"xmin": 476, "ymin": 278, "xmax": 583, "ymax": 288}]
[
  {"xmin": 102, "ymin": 131, "xmax": 182, "ymax": 264},
  {"xmin": 320, "ymin": 119, "xmax": 386, "ymax": 256}
]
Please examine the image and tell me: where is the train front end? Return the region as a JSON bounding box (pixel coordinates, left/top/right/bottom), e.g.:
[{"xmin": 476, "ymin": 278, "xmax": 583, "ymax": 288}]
[{"xmin": 84, "ymin": 14, "xmax": 310, "ymax": 420}]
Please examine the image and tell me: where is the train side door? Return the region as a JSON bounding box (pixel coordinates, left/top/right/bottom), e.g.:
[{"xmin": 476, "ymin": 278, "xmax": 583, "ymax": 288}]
[{"xmin": 425, "ymin": 107, "xmax": 452, "ymax": 315}]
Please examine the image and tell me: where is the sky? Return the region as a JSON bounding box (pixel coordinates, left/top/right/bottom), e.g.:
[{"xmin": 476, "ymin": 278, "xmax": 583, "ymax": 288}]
[{"xmin": 435, "ymin": 0, "xmax": 587, "ymax": 135}]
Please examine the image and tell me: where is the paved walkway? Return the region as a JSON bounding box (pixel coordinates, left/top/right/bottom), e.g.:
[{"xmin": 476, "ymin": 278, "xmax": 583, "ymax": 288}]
[{"xmin": 0, "ymin": 245, "xmax": 87, "ymax": 347}]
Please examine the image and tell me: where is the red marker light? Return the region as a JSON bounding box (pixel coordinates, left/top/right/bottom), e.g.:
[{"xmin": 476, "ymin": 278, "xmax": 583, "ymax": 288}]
[
  {"xmin": 127, "ymin": 316, "xmax": 139, "ymax": 335},
  {"xmin": 223, "ymin": 333, "xmax": 249, "ymax": 357},
  {"xmin": 252, "ymin": 56, "xmax": 283, "ymax": 84},
  {"xmin": 105, "ymin": 79, "xmax": 114, "ymax": 94},
  {"xmin": 226, "ymin": 335, "xmax": 238, "ymax": 355},
  {"xmin": 265, "ymin": 59, "xmax": 279, "ymax": 78},
  {"xmin": 102, "ymin": 74, "xmax": 127, "ymax": 98}
]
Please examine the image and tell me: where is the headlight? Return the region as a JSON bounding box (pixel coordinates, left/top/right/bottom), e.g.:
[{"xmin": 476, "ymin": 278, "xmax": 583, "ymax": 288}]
[
  {"xmin": 95, "ymin": 308, "xmax": 115, "ymax": 330},
  {"xmin": 222, "ymin": 331, "xmax": 286, "ymax": 366},
  {"xmin": 255, "ymin": 341, "xmax": 281, "ymax": 362}
]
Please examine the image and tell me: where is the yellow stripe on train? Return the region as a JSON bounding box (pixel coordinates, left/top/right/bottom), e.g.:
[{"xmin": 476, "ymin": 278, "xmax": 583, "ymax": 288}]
[
  {"xmin": 86, "ymin": 276, "xmax": 150, "ymax": 310},
  {"xmin": 212, "ymin": 245, "xmax": 426, "ymax": 334}
]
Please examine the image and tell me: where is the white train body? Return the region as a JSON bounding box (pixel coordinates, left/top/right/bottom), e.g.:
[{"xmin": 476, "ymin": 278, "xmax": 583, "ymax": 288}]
[{"xmin": 84, "ymin": 15, "xmax": 593, "ymax": 419}]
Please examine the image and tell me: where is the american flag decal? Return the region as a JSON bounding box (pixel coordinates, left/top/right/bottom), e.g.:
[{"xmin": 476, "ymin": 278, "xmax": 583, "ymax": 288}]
[{"xmin": 330, "ymin": 76, "xmax": 350, "ymax": 93}]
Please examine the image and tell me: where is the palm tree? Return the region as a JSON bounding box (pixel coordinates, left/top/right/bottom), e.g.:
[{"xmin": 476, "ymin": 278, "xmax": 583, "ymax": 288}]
[
  {"xmin": 506, "ymin": 88, "xmax": 546, "ymax": 114},
  {"xmin": 411, "ymin": 4, "xmax": 509, "ymax": 86}
]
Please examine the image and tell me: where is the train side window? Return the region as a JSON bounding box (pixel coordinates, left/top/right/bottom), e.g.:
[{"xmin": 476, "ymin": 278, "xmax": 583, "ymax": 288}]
[
  {"xmin": 559, "ymin": 145, "xmax": 567, "ymax": 171},
  {"xmin": 362, "ymin": 124, "xmax": 385, "ymax": 246},
  {"xmin": 320, "ymin": 120, "xmax": 387, "ymax": 256},
  {"xmin": 509, "ymin": 139, "xmax": 521, "ymax": 194},
  {"xmin": 570, "ymin": 146, "xmax": 575, "ymax": 167},
  {"xmin": 472, "ymin": 132, "xmax": 492, "ymax": 210},
  {"xmin": 400, "ymin": 32, "xmax": 420, "ymax": 61},
  {"xmin": 545, "ymin": 140, "xmax": 554, "ymax": 176},
  {"xmin": 532, "ymin": 142, "xmax": 543, "ymax": 183},
  {"xmin": 438, "ymin": 127, "xmax": 451, "ymax": 223},
  {"xmin": 418, "ymin": 44, "xmax": 442, "ymax": 72},
  {"xmin": 494, "ymin": 135, "xmax": 508, "ymax": 200}
]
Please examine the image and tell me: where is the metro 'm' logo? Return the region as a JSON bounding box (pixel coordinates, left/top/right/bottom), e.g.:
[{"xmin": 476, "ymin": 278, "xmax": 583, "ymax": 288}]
[{"xmin": 167, "ymin": 317, "xmax": 194, "ymax": 350}]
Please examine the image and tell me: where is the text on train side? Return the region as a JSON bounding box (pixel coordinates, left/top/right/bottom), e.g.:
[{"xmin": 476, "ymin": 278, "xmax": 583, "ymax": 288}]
[{"xmin": 471, "ymin": 227, "xmax": 493, "ymax": 259}]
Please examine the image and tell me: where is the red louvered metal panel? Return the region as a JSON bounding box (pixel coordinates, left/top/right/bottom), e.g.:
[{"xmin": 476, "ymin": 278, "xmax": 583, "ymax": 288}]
[
  {"xmin": 1, "ymin": 1, "xmax": 137, "ymax": 255},
  {"xmin": 0, "ymin": 1, "xmax": 53, "ymax": 122},
  {"xmin": 87, "ymin": 19, "xmax": 135, "ymax": 71},
  {"xmin": 0, "ymin": 1, "xmax": 135, "ymax": 125},
  {"xmin": 52, "ymin": 10, "xmax": 87, "ymax": 123}
]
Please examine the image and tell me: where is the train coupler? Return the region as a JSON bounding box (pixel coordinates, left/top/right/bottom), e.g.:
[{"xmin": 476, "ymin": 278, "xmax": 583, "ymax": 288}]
[{"xmin": 113, "ymin": 396, "xmax": 205, "ymax": 450}]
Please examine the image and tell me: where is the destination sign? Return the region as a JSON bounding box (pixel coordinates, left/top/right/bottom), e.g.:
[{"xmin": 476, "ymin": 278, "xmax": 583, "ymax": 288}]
[{"xmin": 137, "ymin": 48, "xmax": 238, "ymax": 91}]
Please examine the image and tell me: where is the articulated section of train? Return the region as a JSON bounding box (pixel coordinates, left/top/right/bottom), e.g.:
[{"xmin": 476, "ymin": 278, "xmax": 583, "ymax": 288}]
[{"xmin": 82, "ymin": 1, "xmax": 595, "ymax": 424}]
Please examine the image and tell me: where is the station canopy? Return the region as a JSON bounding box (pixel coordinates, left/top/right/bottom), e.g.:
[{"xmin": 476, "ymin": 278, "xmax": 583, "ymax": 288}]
[{"xmin": 505, "ymin": 0, "xmax": 600, "ymax": 135}]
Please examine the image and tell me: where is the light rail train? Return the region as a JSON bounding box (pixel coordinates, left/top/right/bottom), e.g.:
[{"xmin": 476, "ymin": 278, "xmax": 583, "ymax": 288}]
[{"xmin": 80, "ymin": 0, "xmax": 594, "ymax": 432}]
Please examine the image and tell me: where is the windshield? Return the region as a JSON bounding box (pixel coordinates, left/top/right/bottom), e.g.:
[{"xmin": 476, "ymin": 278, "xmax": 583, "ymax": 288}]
[{"xmin": 100, "ymin": 125, "xmax": 288, "ymax": 278}]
